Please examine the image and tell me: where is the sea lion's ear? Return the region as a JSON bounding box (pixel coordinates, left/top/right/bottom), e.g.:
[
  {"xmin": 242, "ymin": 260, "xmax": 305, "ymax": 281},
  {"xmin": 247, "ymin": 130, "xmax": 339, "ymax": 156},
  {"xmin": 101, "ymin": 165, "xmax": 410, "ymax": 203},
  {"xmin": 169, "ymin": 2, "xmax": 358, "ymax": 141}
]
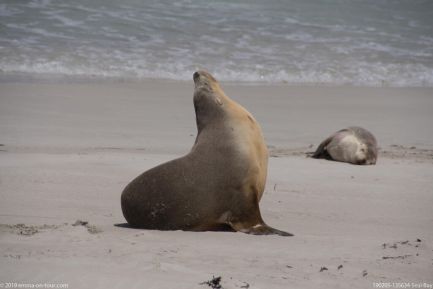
[{"xmin": 215, "ymin": 97, "xmax": 223, "ymax": 105}]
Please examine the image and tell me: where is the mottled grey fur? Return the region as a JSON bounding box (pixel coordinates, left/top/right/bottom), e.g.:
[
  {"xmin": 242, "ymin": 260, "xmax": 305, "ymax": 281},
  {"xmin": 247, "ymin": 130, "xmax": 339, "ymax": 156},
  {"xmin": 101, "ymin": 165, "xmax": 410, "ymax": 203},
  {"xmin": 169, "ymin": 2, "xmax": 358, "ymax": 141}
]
[{"xmin": 312, "ymin": 126, "xmax": 378, "ymax": 165}]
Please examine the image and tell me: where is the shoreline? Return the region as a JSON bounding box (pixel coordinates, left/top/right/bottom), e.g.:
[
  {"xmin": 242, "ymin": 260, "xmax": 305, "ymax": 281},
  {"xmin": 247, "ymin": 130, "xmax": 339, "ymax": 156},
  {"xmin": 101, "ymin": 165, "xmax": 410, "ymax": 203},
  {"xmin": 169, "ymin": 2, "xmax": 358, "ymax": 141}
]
[{"xmin": 2, "ymin": 72, "xmax": 433, "ymax": 88}]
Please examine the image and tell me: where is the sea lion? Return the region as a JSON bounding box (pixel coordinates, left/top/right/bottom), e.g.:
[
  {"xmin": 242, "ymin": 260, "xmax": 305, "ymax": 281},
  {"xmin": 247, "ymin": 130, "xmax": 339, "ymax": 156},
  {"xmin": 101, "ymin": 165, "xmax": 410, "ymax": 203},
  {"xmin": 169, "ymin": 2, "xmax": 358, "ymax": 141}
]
[
  {"xmin": 121, "ymin": 70, "xmax": 292, "ymax": 236},
  {"xmin": 312, "ymin": 126, "xmax": 378, "ymax": 165}
]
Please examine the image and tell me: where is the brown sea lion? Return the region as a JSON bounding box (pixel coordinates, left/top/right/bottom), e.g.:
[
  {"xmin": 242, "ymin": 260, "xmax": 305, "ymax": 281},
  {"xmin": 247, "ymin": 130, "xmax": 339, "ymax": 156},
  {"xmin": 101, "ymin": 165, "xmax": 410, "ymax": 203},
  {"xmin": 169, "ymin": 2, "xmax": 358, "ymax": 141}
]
[
  {"xmin": 312, "ymin": 126, "xmax": 378, "ymax": 165},
  {"xmin": 121, "ymin": 70, "xmax": 292, "ymax": 236}
]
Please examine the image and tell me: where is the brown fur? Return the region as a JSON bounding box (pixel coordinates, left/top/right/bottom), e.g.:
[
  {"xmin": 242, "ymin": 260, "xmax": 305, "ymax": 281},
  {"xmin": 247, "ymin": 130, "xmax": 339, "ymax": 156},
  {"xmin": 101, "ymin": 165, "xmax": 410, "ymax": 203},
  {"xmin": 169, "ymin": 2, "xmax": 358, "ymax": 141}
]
[{"xmin": 121, "ymin": 70, "xmax": 292, "ymax": 236}]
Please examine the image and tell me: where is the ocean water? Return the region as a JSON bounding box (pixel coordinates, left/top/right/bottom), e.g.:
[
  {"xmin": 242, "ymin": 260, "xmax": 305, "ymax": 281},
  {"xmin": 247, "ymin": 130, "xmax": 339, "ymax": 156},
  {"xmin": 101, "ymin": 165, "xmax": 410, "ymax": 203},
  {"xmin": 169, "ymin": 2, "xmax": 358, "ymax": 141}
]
[{"xmin": 1, "ymin": 0, "xmax": 432, "ymax": 86}]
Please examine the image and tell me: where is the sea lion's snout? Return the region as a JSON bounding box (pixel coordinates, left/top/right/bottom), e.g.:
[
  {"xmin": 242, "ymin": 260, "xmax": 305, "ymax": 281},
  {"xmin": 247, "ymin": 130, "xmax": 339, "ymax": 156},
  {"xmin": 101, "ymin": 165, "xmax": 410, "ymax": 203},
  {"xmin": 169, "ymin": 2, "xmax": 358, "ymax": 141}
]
[
  {"xmin": 193, "ymin": 71, "xmax": 223, "ymax": 107},
  {"xmin": 193, "ymin": 71, "xmax": 208, "ymax": 83},
  {"xmin": 193, "ymin": 71, "xmax": 208, "ymax": 90},
  {"xmin": 365, "ymin": 154, "xmax": 377, "ymax": 165},
  {"xmin": 193, "ymin": 70, "xmax": 217, "ymax": 85},
  {"xmin": 193, "ymin": 71, "xmax": 212, "ymax": 93},
  {"xmin": 193, "ymin": 71, "xmax": 200, "ymax": 83}
]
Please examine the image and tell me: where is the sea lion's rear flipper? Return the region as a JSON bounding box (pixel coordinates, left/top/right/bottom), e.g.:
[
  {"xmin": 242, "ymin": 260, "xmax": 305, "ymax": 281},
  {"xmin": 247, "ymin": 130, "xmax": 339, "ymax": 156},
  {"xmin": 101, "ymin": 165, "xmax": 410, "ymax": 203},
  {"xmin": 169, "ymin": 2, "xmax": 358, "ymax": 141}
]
[{"xmin": 312, "ymin": 135, "xmax": 333, "ymax": 159}]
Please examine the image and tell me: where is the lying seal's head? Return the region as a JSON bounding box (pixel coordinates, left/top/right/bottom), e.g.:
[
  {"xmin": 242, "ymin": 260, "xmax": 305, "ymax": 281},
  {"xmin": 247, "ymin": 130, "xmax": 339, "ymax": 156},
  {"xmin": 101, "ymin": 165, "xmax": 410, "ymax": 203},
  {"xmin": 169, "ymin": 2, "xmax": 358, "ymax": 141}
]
[
  {"xmin": 193, "ymin": 70, "xmax": 227, "ymax": 130},
  {"xmin": 355, "ymin": 142, "xmax": 377, "ymax": 165},
  {"xmin": 355, "ymin": 143, "xmax": 376, "ymax": 165},
  {"xmin": 350, "ymin": 127, "xmax": 378, "ymax": 165}
]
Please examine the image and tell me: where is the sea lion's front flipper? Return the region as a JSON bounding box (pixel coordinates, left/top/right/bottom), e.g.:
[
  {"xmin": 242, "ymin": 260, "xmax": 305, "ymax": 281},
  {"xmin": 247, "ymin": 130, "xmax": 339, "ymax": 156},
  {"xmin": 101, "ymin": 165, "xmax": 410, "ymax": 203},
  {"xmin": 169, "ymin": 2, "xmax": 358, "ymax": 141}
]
[
  {"xmin": 242, "ymin": 223, "xmax": 294, "ymax": 237},
  {"xmin": 226, "ymin": 200, "xmax": 294, "ymax": 237}
]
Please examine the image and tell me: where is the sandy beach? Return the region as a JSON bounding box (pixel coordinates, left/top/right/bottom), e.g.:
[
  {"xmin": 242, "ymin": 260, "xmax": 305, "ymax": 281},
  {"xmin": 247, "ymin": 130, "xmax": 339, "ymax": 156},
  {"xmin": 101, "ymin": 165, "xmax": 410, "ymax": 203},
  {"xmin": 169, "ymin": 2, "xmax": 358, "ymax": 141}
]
[{"xmin": 1, "ymin": 79, "xmax": 432, "ymax": 289}]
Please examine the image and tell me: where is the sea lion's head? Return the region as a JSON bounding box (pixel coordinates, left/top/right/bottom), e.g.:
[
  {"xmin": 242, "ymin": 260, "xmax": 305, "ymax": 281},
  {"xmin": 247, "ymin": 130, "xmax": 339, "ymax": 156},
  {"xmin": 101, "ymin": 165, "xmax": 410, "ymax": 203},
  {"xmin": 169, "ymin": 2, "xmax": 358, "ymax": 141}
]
[
  {"xmin": 193, "ymin": 70, "xmax": 225, "ymax": 106},
  {"xmin": 350, "ymin": 127, "xmax": 378, "ymax": 165},
  {"xmin": 193, "ymin": 70, "xmax": 227, "ymax": 130},
  {"xmin": 364, "ymin": 142, "xmax": 378, "ymax": 165},
  {"xmin": 355, "ymin": 142, "xmax": 377, "ymax": 165}
]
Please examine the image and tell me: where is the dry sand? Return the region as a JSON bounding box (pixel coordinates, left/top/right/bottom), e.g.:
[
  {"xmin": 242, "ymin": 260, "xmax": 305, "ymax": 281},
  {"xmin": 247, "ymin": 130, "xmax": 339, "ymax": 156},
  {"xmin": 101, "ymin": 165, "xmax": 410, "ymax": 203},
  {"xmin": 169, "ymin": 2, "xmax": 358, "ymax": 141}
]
[{"xmin": 1, "ymin": 79, "xmax": 432, "ymax": 289}]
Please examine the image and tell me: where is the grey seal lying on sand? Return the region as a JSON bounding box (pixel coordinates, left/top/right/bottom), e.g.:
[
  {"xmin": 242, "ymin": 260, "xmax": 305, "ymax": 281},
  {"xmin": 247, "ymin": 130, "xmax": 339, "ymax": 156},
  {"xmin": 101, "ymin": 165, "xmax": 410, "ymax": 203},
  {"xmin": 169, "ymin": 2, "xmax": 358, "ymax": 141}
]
[{"xmin": 312, "ymin": 126, "xmax": 378, "ymax": 165}]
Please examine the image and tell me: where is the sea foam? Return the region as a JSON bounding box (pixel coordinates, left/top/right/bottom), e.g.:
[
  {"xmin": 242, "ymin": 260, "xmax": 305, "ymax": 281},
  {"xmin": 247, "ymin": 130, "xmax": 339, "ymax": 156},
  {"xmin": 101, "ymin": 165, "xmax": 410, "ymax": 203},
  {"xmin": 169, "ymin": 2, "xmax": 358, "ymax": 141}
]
[{"xmin": 1, "ymin": 0, "xmax": 432, "ymax": 86}]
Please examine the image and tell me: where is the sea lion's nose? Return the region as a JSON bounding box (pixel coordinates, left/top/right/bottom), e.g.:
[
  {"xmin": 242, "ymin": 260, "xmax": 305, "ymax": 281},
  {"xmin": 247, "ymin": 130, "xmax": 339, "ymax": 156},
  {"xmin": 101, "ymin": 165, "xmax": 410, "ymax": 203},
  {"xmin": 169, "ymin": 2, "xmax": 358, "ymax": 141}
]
[{"xmin": 193, "ymin": 71, "xmax": 200, "ymax": 82}]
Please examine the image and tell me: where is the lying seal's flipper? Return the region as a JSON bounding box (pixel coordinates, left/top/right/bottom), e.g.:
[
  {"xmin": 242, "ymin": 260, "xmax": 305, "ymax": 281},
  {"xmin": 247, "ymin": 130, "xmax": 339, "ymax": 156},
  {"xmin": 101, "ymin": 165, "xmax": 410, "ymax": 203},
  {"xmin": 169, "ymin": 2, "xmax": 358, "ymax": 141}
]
[{"xmin": 312, "ymin": 136, "xmax": 333, "ymax": 159}]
